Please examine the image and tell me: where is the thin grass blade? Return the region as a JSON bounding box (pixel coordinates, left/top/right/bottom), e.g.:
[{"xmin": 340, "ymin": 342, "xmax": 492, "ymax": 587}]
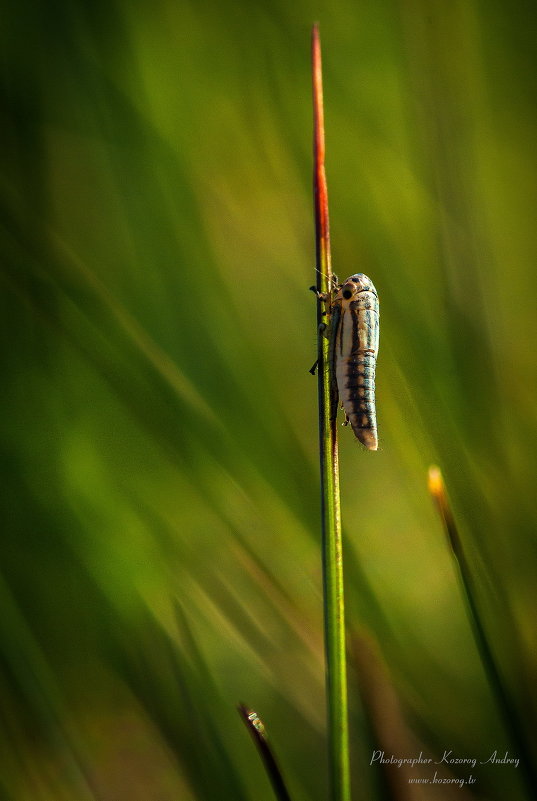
[
  {"xmin": 428, "ymin": 466, "xmax": 537, "ymax": 798},
  {"xmin": 238, "ymin": 705, "xmax": 292, "ymax": 801}
]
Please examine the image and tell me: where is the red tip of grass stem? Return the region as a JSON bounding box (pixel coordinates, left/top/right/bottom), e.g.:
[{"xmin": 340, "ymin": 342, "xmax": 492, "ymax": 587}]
[{"xmin": 312, "ymin": 23, "xmax": 332, "ymax": 292}]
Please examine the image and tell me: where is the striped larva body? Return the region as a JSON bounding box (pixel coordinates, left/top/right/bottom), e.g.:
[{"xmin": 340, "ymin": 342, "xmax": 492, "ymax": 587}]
[{"xmin": 330, "ymin": 273, "xmax": 379, "ymax": 450}]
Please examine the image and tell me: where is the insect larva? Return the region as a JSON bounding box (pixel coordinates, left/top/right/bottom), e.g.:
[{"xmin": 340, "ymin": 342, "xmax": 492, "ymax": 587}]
[{"xmin": 330, "ymin": 273, "xmax": 379, "ymax": 450}]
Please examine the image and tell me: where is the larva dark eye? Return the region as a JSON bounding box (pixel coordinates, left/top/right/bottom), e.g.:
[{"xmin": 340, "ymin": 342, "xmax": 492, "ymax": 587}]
[
  {"xmin": 352, "ymin": 277, "xmax": 360, "ymax": 283},
  {"xmin": 343, "ymin": 289, "xmax": 353, "ymax": 299}
]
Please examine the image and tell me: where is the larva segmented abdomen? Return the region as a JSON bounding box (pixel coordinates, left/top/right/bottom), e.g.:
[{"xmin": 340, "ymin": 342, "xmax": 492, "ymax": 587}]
[{"xmin": 340, "ymin": 352, "xmax": 377, "ymax": 450}]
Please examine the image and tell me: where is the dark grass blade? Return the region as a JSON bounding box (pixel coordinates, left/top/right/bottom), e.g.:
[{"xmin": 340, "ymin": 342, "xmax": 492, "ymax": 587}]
[
  {"xmin": 428, "ymin": 466, "xmax": 537, "ymax": 798},
  {"xmin": 238, "ymin": 705, "xmax": 292, "ymax": 801},
  {"xmin": 312, "ymin": 23, "xmax": 351, "ymax": 801}
]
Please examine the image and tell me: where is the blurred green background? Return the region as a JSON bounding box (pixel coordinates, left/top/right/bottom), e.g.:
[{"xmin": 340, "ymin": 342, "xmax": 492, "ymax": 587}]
[{"xmin": 2, "ymin": 0, "xmax": 537, "ymax": 799}]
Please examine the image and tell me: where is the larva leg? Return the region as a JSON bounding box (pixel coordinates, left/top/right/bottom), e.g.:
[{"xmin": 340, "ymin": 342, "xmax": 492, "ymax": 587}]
[{"xmin": 309, "ymin": 286, "xmax": 330, "ymax": 308}]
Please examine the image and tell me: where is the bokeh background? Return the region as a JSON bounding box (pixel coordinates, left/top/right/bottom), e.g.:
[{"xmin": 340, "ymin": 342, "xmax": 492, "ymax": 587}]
[{"xmin": 2, "ymin": 0, "xmax": 537, "ymax": 799}]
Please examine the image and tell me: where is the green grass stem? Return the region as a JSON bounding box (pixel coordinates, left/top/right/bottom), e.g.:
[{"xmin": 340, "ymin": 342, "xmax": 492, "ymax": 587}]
[{"xmin": 312, "ymin": 24, "xmax": 350, "ymax": 801}]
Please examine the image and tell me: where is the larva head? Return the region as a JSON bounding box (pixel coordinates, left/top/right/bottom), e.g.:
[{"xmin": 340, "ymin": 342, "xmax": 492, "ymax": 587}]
[{"xmin": 336, "ymin": 273, "xmax": 377, "ymax": 301}]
